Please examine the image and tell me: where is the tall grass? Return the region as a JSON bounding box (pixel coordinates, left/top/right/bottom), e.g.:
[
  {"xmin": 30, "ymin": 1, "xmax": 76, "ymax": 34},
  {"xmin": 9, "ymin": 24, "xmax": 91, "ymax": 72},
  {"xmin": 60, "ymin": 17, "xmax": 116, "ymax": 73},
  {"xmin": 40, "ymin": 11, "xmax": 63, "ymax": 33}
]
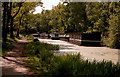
[{"xmin": 23, "ymin": 41, "xmax": 120, "ymax": 76}]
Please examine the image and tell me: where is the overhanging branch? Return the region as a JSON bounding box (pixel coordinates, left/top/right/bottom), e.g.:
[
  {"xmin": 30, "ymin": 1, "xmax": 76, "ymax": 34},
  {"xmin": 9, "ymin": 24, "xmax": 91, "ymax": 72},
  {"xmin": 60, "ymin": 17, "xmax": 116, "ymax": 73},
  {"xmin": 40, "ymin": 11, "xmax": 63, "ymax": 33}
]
[{"xmin": 13, "ymin": 2, "xmax": 23, "ymax": 18}]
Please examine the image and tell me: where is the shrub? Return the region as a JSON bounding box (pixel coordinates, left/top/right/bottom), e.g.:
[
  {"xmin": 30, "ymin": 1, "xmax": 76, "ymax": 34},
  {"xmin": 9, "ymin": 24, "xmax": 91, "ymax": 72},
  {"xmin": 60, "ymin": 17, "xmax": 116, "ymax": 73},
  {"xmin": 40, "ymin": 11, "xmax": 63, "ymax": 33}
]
[
  {"xmin": 27, "ymin": 34, "xmax": 34, "ymax": 42},
  {"xmin": 24, "ymin": 41, "xmax": 59, "ymax": 75},
  {"xmin": 53, "ymin": 56, "xmax": 120, "ymax": 76}
]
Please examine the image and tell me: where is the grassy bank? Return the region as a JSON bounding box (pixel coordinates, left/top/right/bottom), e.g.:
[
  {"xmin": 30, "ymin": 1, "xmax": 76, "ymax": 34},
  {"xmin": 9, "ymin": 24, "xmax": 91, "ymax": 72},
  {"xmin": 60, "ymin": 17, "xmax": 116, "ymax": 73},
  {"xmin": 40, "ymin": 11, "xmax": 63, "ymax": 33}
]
[
  {"xmin": 23, "ymin": 41, "xmax": 120, "ymax": 76},
  {"xmin": 2, "ymin": 38, "xmax": 17, "ymax": 56},
  {"xmin": 23, "ymin": 41, "xmax": 59, "ymax": 75},
  {"xmin": 2, "ymin": 34, "xmax": 23, "ymax": 56}
]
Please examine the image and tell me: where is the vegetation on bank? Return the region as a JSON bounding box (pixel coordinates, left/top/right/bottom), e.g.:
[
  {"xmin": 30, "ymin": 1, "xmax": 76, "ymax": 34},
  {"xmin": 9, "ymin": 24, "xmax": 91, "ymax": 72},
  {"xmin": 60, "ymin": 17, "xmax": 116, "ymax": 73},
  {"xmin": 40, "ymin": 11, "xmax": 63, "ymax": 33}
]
[
  {"xmin": 23, "ymin": 41, "xmax": 120, "ymax": 76},
  {"xmin": 26, "ymin": 34, "xmax": 34, "ymax": 42},
  {"xmin": 2, "ymin": 34, "xmax": 23, "ymax": 56},
  {"xmin": 2, "ymin": 38, "xmax": 16, "ymax": 56}
]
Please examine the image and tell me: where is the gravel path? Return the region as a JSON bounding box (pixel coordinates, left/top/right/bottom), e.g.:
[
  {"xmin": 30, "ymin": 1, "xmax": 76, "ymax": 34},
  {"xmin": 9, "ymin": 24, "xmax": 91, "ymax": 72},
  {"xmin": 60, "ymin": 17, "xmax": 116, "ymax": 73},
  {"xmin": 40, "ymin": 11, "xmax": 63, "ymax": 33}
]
[
  {"xmin": 38, "ymin": 39, "xmax": 120, "ymax": 64},
  {"xmin": 1, "ymin": 38, "xmax": 33, "ymax": 76}
]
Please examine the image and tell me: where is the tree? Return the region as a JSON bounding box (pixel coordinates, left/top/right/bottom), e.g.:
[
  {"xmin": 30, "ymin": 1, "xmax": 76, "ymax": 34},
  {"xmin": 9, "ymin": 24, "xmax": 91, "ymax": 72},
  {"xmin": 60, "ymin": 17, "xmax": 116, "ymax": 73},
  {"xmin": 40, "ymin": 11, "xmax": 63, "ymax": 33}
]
[
  {"xmin": 49, "ymin": 3, "xmax": 68, "ymax": 33},
  {"xmin": 2, "ymin": 2, "xmax": 7, "ymax": 42},
  {"xmin": 15, "ymin": 2, "xmax": 41, "ymax": 37},
  {"xmin": 107, "ymin": 2, "xmax": 120, "ymax": 48},
  {"xmin": 48, "ymin": 2, "xmax": 87, "ymax": 33},
  {"xmin": 9, "ymin": 2, "xmax": 42, "ymax": 38},
  {"xmin": 2, "ymin": 2, "xmax": 42, "ymax": 42},
  {"xmin": 10, "ymin": 2, "xmax": 23, "ymax": 39},
  {"xmin": 68, "ymin": 2, "xmax": 88, "ymax": 32}
]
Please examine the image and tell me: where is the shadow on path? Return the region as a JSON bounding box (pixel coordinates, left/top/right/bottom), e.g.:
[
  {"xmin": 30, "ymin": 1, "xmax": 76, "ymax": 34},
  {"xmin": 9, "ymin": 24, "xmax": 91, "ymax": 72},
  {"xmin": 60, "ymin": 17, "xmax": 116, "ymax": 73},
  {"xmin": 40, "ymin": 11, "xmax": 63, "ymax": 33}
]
[{"xmin": 2, "ymin": 56, "xmax": 29, "ymax": 67}]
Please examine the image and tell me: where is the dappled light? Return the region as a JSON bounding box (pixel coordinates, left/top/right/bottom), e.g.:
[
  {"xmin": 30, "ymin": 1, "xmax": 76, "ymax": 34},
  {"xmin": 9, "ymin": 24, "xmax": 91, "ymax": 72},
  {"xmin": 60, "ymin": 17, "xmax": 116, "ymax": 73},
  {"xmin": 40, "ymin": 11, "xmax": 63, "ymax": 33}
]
[{"xmin": 1, "ymin": 38, "xmax": 33, "ymax": 76}]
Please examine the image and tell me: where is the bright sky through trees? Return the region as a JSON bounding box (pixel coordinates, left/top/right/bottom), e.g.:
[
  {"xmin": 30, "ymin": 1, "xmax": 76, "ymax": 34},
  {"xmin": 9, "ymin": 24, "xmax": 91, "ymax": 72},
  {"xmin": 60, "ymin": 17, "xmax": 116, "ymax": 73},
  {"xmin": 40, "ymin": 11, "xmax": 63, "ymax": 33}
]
[{"xmin": 33, "ymin": 0, "xmax": 62, "ymax": 14}]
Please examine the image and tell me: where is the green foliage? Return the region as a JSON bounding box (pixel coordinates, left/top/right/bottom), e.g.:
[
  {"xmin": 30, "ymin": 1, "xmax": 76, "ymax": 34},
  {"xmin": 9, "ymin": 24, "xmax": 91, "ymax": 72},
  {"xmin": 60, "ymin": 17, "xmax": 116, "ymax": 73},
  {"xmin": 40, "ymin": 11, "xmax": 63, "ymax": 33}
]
[
  {"xmin": 103, "ymin": 2, "xmax": 120, "ymax": 49},
  {"xmin": 86, "ymin": 2, "xmax": 120, "ymax": 49},
  {"xmin": 68, "ymin": 2, "xmax": 88, "ymax": 32},
  {"xmin": 2, "ymin": 37, "xmax": 18, "ymax": 55},
  {"xmin": 53, "ymin": 54, "xmax": 81, "ymax": 76},
  {"xmin": 18, "ymin": 34, "xmax": 24, "ymax": 39},
  {"xmin": 108, "ymin": 15, "xmax": 120, "ymax": 48},
  {"xmin": 23, "ymin": 41, "xmax": 59, "ymax": 74},
  {"xmin": 23, "ymin": 41, "xmax": 120, "ymax": 76},
  {"xmin": 26, "ymin": 34, "xmax": 34, "ymax": 42},
  {"xmin": 53, "ymin": 56, "xmax": 120, "ymax": 76},
  {"xmin": 3, "ymin": 2, "xmax": 120, "ymax": 49},
  {"xmin": 29, "ymin": 2, "xmax": 87, "ymax": 33},
  {"xmin": 13, "ymin": 2, "xmax": 42, "ymax": 34},
  {"xmin": 86, "ymin": 2, "xmax": 109, "ymax": 32},
  {"xmin": 23, "ymin": 41, "xmax": 59, "ymax": 57},
  {"xmin": 2, "ymin": 2, "xmax": 42, "ymax": 43}
]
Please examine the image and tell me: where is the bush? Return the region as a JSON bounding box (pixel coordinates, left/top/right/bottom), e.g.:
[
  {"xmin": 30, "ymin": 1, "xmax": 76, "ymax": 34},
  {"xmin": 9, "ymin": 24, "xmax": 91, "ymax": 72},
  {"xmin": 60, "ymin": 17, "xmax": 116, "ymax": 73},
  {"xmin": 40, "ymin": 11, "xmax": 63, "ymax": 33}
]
[
  {"xmin": 26, "ymin": 34, "xmax": 34, "ymax": 42},
  {"xmin": 23, "ymin": 41, "xmax": 59, "ymax": 75},
  {"xmin": 23, "ymin": 41, "xmax": 59, "ymax": 56},
  {"xmin": 52, "ymin": 54, "xmax": 81, "ymax": 76},
  {"xmin": 53, "ymin": 56, "xmax": 120, "ymax": 76}
]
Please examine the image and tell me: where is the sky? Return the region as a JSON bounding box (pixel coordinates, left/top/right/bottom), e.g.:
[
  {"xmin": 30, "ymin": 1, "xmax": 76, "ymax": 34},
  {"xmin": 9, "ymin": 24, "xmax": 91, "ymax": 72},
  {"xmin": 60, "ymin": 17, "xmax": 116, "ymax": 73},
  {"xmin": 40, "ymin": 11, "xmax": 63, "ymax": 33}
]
[{"xmin": 33, "ymin": 0, "xmax": 62, "ymax": 14}]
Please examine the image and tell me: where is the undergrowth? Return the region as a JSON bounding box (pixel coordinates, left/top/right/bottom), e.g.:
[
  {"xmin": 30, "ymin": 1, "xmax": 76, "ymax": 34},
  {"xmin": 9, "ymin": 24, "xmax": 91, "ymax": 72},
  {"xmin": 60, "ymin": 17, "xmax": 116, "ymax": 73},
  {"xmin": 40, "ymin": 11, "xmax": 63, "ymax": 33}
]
[{"xmin": 2, "ymin": 34, "xmax": 23, "ymax": 56}]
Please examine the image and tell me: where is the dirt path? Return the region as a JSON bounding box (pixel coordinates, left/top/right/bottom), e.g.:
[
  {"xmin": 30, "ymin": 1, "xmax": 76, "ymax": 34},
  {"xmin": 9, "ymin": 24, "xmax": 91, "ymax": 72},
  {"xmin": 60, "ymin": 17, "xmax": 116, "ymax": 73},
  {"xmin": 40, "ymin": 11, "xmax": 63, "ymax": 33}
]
[
  {"xmin": 1, "ymin": 37, "xmax": 33, "ymax": 76},
  {"xmin": 38, "ymin": 39, "xmax": 120, "ymax": 64}
]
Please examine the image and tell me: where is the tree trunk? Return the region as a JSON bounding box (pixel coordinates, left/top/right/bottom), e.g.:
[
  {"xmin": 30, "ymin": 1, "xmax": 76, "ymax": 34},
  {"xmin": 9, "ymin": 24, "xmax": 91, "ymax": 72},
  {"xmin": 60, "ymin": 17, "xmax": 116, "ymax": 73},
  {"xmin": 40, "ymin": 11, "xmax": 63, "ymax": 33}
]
[
  {"xmin": 2, "ymin": 2, "xmax": 7, "ymax": 42},
  {"xmin": 16, "ymin": 12, "xmax": 25, "ymax": 38},
  {"xmin": 17, "ymin": 29, "xmax": 19, "ymax": 37},
  {"xmin": 6, "ymin": 2, "xmax": 10, "ymax": 38},
  {"xmin": 10, "ymin": 2, "xmax": 23, "ymax": 39},
  {"xmin": 16, "ymin": 18, "xmax": 21, "ymax": 38},
  {"xmin": 10, "ymin": 17, "xmax": 14, "ymax": 39},
  {"xmin": 16, "ymin": 24, "xmax": 20, "ymax": 38},
  {"xmin": 9, "ymin": 2, "xmax": 14, "ymax": 39}
]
